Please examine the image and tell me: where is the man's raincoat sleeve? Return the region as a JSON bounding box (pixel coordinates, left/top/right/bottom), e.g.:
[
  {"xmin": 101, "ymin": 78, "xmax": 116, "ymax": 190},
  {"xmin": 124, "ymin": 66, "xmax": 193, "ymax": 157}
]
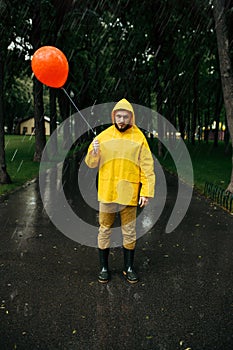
[
  {"xmin": 85, "ymin": 143, "xmax": 100, "ymax": 168},
  {"xmin": 139, "ymin": 140, "xmax": 155, "ymax": 198}
]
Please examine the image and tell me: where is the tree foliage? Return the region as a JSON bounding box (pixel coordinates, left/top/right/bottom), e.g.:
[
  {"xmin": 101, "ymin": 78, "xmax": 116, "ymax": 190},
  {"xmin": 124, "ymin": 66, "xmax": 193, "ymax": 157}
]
[{"xmin": 0, "ymin": 0, "xmax": 233, "ymax": 187}]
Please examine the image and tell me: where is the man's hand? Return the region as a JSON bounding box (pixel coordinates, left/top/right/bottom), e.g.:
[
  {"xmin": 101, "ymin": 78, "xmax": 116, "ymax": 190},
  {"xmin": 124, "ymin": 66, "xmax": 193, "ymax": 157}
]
[
  {"xmin": 139, "ymin": 196, "xmax": 149, "ymax": 207},
  {"xmin": 92, "ymin": 139, "xmax": 100, "ymax": 154}
]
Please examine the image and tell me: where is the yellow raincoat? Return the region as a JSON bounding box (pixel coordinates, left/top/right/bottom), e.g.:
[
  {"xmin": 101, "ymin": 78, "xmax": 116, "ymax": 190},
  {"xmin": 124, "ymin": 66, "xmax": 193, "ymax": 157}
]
[{"xmin": 85, "ymin": 99, "xmax": 155, "ymax": 206}]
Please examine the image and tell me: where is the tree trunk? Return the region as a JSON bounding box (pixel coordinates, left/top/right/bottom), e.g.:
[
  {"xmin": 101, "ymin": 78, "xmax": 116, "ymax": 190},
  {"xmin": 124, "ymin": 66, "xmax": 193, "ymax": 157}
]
[
  {"xmin": 204, "ymin": 110, "xmax": 210, "ymax": 143},
  {"xmin": 213, "ymin": 0, "xmax": 233, "ymax": 192},
  {"xmin": 213, "ymin": 83, "xmax": 223, "ymax": 147},
  {"xmin": 0, "ymin": 51, "xmax": 11, "ymax": 184},
  {"xmin": 33, "ymin": 77, "xmax": 46, "ymax": 162},
  {"xmin": 191, "ymin": 55, "xmax": 199, "ymax": 145},
  {"xmin": 49, "ymin": 88, "xmax": 58, "ymax": 156},
  {"xmin": 31, "ymin": 2, "xmax": 46, "ymax": 162},
  {"xmin": 50, "ymin": 88, "xmax": 57, "ymax": 136},
  {"xmin": 57, "ymin": 89, "xmax": 71, "ymax": 150},
  {"xmin": 154, "ymin": 57, "xmax": 164, "ymax": 157},
  {"xmin": 177, "ymin": 107, "xmax": 185, "ymax": 140}
]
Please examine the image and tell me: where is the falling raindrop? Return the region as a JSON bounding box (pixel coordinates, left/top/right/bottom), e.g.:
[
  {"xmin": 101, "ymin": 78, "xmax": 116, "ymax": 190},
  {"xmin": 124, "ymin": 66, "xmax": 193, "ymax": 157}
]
[
  {"xmin": 11, "ymin": 228, "xmax": 18, "ymax": 239},
  {"xmin": 23, "ymin": 303, "xmax": 29, "ymax": 317},
  {"xmin": 10, "ymin": 289, "xmax": 19, "ymax": 302},
  {"xmin": 29, "ymin": 131, "xmax": 35, "ymax": 140},
  {"xmin": 17, "ymin": 160, "xmax": 24, "ymax": 172},
  {"xmin": 5, "ymin": 139, "xmax": 10, "ymax": 149},
  {"xmin": 11, "ymin": 149, "xmax": 18, "ymax": 162}
]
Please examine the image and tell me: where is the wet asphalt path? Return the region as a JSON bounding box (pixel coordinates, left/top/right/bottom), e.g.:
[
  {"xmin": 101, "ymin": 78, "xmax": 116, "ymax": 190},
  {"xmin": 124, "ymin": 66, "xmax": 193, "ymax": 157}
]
[{"xmin": 0, "ymin": 172, "xmax": 233, "ymax": 350}]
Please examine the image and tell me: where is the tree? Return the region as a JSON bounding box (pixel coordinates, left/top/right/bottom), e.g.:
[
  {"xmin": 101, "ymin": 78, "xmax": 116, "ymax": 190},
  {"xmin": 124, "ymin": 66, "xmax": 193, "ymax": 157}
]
[
  {"xmin": 0, "ymin": 1, "xmax": 13, "ymax": 184},
  {"xmin": 213, "ymin": 0, "xmax": 233, "ymax": 192},
  {"xmin": 30, "ymin": 1, "xmax": 46, "ymax": 162},
  {"xmin": 0, "ymin": 50, "xmax": 11, "ymax": 184}
]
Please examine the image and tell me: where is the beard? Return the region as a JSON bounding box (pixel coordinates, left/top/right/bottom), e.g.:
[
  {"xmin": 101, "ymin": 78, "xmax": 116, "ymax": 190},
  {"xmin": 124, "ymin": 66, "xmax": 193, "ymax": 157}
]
[{"xmin": 114, "ymin": 123, "xmax": 132, "ymax": 132}]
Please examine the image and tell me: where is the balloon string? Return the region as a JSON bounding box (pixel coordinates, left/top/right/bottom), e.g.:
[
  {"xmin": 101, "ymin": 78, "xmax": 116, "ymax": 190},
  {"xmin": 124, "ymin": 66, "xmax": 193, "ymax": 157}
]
[{"xmin": 61, "ymin": 87, "xmax": 96, "ymax": 135}]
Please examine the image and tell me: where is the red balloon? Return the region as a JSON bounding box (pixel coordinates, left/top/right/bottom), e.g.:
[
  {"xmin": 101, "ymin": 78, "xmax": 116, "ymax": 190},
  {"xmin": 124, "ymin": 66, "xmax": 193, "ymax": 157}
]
[{"xmin": 31, "ymin": 46, "xmax": 69, "ymax": 88}]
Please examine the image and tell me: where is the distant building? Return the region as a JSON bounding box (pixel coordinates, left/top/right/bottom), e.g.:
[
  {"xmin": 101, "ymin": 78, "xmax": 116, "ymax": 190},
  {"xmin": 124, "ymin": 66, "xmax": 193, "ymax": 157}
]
[{"xmin": 18, "ymin": 116, "xmax": 53, "ymax": 136}]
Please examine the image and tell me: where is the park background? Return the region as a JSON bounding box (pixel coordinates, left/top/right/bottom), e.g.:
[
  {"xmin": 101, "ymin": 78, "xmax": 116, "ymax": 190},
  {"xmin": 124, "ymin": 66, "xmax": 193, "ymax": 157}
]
[
  {"xmin": 1, "ymin": 2, "xmax": 233, "ymax": 350},
  {"xmin": 0, "ymin": 1, "xmax": 233, "ymax": 201}
]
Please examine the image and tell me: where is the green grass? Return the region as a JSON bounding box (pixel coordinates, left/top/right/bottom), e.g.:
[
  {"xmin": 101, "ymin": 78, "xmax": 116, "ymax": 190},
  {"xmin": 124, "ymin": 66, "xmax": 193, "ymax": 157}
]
[
  {"xmin": 0, "ymin": 135, "xmax": 40, "ymax": 196},
  {"xmin": 0, "ymin": 135, "xmax": 232, "ymax": 197},
  {"xmin": 187, "ymin": 142, "xmax": 232, "ymax": 192},
  {"xmin": 150, "ymin": 139, "xmax": 232, "ymax": 193}
]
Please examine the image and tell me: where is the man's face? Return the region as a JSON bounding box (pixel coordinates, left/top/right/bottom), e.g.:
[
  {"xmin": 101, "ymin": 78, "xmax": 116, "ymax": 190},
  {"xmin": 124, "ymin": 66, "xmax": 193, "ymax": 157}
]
[{"xmin": 114, "ymin": 110, "xmax": 132, "ymax": 131}]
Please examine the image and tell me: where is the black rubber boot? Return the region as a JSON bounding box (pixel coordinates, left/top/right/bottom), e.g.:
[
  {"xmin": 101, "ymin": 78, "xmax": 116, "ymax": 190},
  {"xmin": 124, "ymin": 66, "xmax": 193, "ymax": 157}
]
[
  {"xmin": 123, "ymin": 247, "xmax": 138, "ymax": 284},
  {"xmin": 98, "ymin": 248, "xmax": 110, "ymax": 283}
]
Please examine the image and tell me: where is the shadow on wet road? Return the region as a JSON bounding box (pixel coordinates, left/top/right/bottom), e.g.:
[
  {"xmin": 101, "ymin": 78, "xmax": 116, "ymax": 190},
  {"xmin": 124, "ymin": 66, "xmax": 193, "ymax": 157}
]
[{"xmin": 0, "ymin": 164, "xmax": 233, "ymax": 349}]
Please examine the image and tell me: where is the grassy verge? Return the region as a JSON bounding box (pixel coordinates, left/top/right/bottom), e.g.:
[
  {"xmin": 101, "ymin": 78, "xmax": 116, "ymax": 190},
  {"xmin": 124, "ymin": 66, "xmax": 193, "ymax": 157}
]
[
  {"xmin": 0, "ymin": 135, "xmax": 40, "ymax": 196},
  {"xmin": 149, "ymin": 139, "xmax": 232, "ymax": 193},
  {"xmin": 0, "ymin": 135, "xmax": 232, "ymax": 197},
  {"xmin": 187, "ymin": 141, "xmax": 231, "ymax": 192}
]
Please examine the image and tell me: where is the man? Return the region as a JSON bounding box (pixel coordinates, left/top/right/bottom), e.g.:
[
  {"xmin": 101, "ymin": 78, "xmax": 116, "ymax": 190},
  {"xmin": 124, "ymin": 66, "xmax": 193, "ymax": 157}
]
[{"xmin": 85, "ymin": 98, "xmax": 155, "ymax": 283}]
